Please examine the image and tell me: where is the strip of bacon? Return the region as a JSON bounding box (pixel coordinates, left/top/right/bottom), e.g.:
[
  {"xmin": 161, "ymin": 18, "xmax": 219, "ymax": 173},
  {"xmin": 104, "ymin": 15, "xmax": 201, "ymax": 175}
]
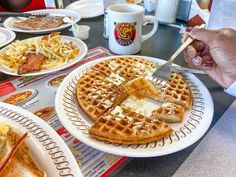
[
  {"xmin": 17, "ymin": 53, "xmax": 45, "ymax": 74},
  {"xmin": 42, "ymin": 32, "xmax": 61, "ymax": 41},
  {"xmin": 0, "ymin": 132, "xmax": 28, "ymax": 172}
]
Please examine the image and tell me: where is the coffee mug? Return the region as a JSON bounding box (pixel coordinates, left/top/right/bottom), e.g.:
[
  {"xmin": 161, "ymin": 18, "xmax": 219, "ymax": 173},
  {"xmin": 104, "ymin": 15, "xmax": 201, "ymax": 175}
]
[{"xmin": 107, "ymin": 4, "xmax": 158, "ymax": 54}]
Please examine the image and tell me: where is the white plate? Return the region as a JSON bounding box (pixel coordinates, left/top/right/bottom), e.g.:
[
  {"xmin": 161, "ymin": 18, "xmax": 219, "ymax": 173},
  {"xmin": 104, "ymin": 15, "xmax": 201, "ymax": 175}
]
[
  {"xmin": 55, "ymin": 55, "xmax": 214, "ymax": 157},
  {"xmin": 0, "ymin": 27, "xmax": 16, "ymax": 48},
  {"xmin": 0, "ymin": 102, "xmax": 82, "ymax": 177},
  {"xmin": 65, "ymin": 0, "xmax": 142, "ymax": 19},
  {"xmin": 3, "ymin": 9, "xmax": 81, "ymax": 34},
  {"xmin": 0, "ymin": 35, "xmax": 88, "ymax": 76},
  {"xmin": 65, "ymin": 0, "xmax": 104, "ymax": 19}
]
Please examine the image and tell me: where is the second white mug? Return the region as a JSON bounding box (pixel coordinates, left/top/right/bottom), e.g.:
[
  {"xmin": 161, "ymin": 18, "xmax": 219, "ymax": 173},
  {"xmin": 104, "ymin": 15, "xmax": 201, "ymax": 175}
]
[{"xmin": 107, "ymin": 4, "xmax": 158, "ymax": 54}]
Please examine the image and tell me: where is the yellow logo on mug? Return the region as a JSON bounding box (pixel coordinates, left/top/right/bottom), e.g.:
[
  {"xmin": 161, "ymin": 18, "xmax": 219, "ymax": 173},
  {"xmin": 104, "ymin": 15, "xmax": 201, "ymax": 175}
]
[{"xmin": 114, "ymin": 22, "xmax": 136, "ymax": 46}]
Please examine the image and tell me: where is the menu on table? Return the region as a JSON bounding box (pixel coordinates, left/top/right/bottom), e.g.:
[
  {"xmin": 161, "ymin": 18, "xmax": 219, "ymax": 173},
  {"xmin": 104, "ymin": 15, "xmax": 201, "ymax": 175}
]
[{"xmin": 0, "ymin": 47, "xmax": 129, "ymax": 177}]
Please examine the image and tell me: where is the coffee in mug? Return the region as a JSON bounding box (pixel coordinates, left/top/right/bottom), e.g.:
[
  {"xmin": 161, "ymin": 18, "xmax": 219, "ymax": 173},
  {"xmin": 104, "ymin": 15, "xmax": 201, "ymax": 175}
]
[{"xmin": 107, "ymin": 4, "xmax": 158, "ymax": 54}]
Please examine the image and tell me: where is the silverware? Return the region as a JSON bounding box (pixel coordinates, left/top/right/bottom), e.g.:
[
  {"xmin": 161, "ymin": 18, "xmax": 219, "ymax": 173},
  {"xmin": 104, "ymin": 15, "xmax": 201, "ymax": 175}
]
[
  {"xmin": 172, "ymin": 66, "xmax": 205, "ymax": 74},
  {"xmin": 150, "ymin": 24, "xmax": 206, "ymax": 88},
  {"xmin": 0, "ymin": 12, "xmax": 48, "ymax": 18}
]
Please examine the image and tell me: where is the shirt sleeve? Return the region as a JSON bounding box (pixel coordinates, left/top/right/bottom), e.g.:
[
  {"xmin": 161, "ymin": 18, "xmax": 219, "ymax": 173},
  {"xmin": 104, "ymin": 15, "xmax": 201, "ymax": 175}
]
[{"xmin": 225, "ymin": 81, "xmax": 236, "ymax": 97}]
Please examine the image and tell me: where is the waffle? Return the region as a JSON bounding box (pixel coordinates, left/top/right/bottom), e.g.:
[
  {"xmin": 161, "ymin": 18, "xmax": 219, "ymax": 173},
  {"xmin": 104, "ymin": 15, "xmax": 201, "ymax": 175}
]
[
  {"xmin": 123, "ymin": 77, "xmax": 160, "ymax": 99},
  {"xmin": 89, "ymin": 106, "xmax": 172, "ymax": 144},
  {"xmin": 151, "ymin": 103, "xmax": 185, "ymax": 123},
  {"xmin": 76, "ymin": 57, "xmax": 156, "ymax": 121},
  {"xmin": 76, "ymin": 56, "xmax": 193, "ymax": 144},
  {"xmin": 123, "ymin": 72, "xmax": 192, "ymax": 109},
  {"xmin": 151, "ymin": 73, "xmax": 192, "ymax": 109}
]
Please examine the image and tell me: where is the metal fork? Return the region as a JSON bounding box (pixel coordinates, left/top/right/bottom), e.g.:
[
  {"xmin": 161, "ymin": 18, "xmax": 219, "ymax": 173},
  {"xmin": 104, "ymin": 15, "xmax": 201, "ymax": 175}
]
[
  {"xmin": 0, "ymin": 12, "xmax": 48, "ymax": 18},
  {"xmin": 150, "ymin": 24, "xmax": 206, "ymax": 88}
]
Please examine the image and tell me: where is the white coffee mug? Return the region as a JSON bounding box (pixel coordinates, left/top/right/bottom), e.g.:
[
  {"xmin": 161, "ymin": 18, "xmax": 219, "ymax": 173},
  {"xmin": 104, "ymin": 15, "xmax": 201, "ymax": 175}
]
[{"xmin": 107, "ymin": 4, "xmax": 158, "ymax": 54}]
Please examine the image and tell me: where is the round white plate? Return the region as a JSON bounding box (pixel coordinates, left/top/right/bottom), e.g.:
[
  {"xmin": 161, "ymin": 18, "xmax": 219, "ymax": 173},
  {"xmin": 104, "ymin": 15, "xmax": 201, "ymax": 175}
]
[
  {"xmin": 3, "ymin": 9, "xmax": 81, "ymax": 34},
  {"xmin": 65, "ymin": 0, "xmax": 104, "ymax": 19},
  {"xmin": 0, "ymin": 27, "xmax": 16, "ymax": 48},
  {"xmin": 0, "ymin": 102, "xmax": 82, "ymax": 177},
  {"xmin": 55, "ymin": 55, "xmax": 214, "ymax": 157},
  {"xmin": 0, "ymin": 35, "xmax": 88, "ymax": 76}
]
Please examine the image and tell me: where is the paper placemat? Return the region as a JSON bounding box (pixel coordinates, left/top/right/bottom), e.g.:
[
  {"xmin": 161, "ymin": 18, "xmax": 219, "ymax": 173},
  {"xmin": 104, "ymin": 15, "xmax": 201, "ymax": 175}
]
[
  {"xmin": 173, "ymin": 99, "xmax": 236, "ymax": 177},
  {"xmin": 0, "ymin": 47, "xmax": 128, "ymax": 177}
]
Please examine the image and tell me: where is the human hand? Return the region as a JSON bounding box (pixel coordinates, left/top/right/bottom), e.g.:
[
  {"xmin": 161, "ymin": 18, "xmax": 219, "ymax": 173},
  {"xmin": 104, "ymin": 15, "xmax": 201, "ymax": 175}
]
[{"xmin": 183, "ymin": 28, "xmax": 236, "ymax": 88}]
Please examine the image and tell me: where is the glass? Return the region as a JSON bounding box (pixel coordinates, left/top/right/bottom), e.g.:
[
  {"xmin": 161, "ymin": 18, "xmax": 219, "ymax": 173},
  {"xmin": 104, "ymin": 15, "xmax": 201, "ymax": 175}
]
[
  {"xmin": 155, "ymin": 0, "xmax": 180, "ymax": 24},
  {"xmin": 144, "ymin": 0, "xmax": 157, "ymax": 13}
]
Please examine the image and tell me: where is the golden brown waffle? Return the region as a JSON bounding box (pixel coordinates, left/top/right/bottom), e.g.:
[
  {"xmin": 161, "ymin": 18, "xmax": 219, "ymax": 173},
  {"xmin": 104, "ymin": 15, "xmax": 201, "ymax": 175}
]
[
  {"xmin": 123, "ymin": 77, "xmax": 160, "ymax": 99},
  {"xmin": 89, "ymin": 106, "xmax": 172, "ymax": 144},
  {"xmin": 123, "ymin": 75, "xmax": 192, "ymax": 109},
  {"xmin": 76, "ymin": 56, "xmax": 193, "ymax": 144},
  {"xmin": 151, "ymin": 103, "xmax": 185, "ymax": 123},
  {"xmin": 76, "ymin": 57, "xmax": 156, "ymax": 121},
  {"xmin": 153, "ymin": 73, "xmax": 193, "ymax": 109}
]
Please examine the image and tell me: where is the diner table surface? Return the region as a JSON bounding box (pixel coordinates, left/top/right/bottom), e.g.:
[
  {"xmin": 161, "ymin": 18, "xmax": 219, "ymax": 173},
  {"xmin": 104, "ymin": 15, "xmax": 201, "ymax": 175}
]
[{"xmin": 0, "ymin": 6, "xmax": 235, "ymax": 177}]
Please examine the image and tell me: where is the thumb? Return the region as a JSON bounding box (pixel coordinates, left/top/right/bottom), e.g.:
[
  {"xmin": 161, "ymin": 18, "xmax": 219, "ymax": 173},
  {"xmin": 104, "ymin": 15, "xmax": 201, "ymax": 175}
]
[{"xmin": 189, "ymin": 28, "xmax": 218, "ymax": 46}]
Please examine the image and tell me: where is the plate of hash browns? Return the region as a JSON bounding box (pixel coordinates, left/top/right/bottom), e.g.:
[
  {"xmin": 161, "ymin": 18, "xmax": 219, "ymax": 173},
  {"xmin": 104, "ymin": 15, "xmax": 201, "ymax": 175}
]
[
  {"xmin": 55, "ymin": 55, "xmax": 214, "ymax": 157},
  {"xmin": 0, "ymin": 32, "xmax": 87, "ymax": 76},
  {"xmin": 0, "ymin": 102, "xmax": 82, "ymax": 177}
]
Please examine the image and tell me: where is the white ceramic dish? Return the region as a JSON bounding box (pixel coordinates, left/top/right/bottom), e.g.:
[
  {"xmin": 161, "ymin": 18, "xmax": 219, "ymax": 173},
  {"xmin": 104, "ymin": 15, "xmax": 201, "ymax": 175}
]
[
  {"xmin": 65, "ymin": 0, "xmax": 104, "ymax": 19},
  {"xmin": 0, "ymin": 35, "xmax": 88, "ymax": 76},
  {"xmin": 71, "ymin": 24, "xmax": 90, "ymax": 40},
  {"xmin": 55, "ymin": 55, "xmax": 214, "ymax": 157},
  {"xmin": 3, "ymin": 9, "xmax": 81, "ymax": 34},
  {"xmin": 0, "ymin": 102, "xmax": 82, "ymax": 177},
  {"xmin": 0, "ymin": 27, "xmax": 16, "ymax": 48},
  {"xmin": 65, "ymin": 0, "xmax": 142, "ymax": 19}
]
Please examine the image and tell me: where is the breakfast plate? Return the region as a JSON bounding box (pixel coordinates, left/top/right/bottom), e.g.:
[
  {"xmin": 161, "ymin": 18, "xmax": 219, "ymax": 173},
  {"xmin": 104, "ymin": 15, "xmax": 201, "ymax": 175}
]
[
  {"xmin": 0, "ymin": 27, "xmax": 16, "ymax": 48},
  {"xmin": 65, "ymin": 0, "xmax": 104, "ymax": 19},
  {"xmin": 55, "ymin": 55, "xmax": 214, "ymax": 157},
  {"xmin": 0, "ymin": 102, "xmax": 82, "ymax": 176},
  {"xmin": 3, "ymin": 9, "xmax": 81, "ymax": 34},
  {"xmin": 0, "ymin": 35, "xmax": 87, "ymax": 76}
]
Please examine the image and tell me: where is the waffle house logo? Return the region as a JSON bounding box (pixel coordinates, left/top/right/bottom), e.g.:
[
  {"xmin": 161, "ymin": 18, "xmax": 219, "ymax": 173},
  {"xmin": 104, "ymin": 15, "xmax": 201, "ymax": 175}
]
[{"xmin": 114, "ymin": 22, "xmax": 136, "ymax": 46}]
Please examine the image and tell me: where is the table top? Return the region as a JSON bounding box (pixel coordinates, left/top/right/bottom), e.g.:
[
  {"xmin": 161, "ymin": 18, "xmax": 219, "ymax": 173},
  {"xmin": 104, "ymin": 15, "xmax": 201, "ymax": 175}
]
[{"xmin": 0, "ymin": 15, "xmax": 235, "ymax": 177}]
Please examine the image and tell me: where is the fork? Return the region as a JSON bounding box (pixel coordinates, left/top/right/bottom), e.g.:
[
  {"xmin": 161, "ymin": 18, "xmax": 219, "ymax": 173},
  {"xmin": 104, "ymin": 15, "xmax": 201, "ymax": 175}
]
[
  {"xmin": 150, "ymin": 24, "xmax": 206, "ymax": 88},
  {"xmin": 0, "ymin": 12, "xmax": 48, "ymax": 18}
]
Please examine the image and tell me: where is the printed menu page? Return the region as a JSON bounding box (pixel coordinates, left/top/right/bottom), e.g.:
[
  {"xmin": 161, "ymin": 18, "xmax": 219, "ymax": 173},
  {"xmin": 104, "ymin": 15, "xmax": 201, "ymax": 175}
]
[{"xmin": 0, "ymin": 47, "xmax": 129, "ymax": 177}]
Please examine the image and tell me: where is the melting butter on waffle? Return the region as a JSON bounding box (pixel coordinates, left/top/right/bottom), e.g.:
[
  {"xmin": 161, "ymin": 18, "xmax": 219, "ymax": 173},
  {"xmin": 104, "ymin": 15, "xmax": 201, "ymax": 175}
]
[
  {"xmin": 151, "ymin": 103, "xmax": 185, "ymax": 123},
  {"xmin": 76, "ymin": 57, "xmax": 156, "ymax": 121},
  {"xmin": 89, "ymin": 106, "xmax": 172, "ymax": 144},
  {"xmin": 76, "ymin": 57, "xmax": 193, "ymax": 144}
]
